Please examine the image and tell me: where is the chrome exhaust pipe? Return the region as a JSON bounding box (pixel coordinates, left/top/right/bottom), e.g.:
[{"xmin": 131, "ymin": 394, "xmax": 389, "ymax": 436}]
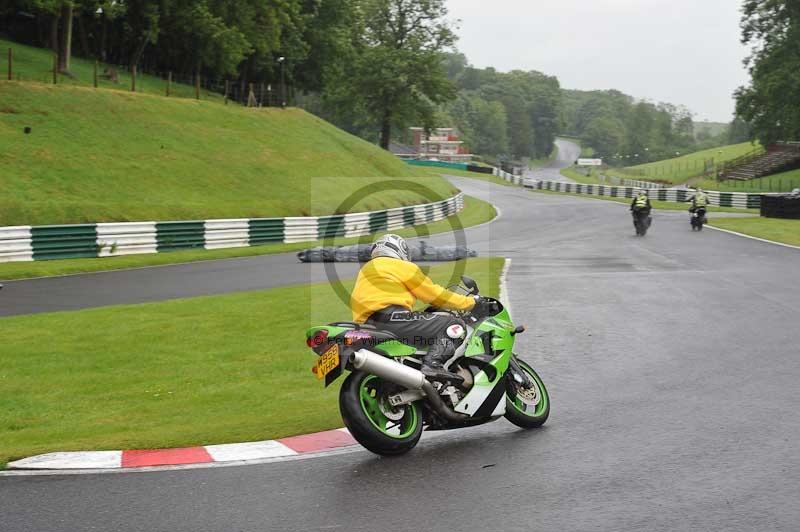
[
  {"xmin": 349, "ymin": 350, "xmax": 469, "ymax": 423},
  {"xmin": 349, "ymin": 350, "xmax": 426, "ymax": 390}
]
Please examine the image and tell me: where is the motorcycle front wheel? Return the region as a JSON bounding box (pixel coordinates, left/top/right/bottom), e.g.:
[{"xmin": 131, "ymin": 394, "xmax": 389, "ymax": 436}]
[
  {"xmin": 505, "ymin": 359, "xmax": 550, "ymax": 429},
  {"xmin": 339, "ymin": 371, "xmax": 423, "ymax": 456}
]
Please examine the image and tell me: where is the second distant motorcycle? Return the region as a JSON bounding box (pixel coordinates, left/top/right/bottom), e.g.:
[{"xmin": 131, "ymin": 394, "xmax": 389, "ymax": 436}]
[{"xmin": 630, "ymin": 190, "xmax": 653, "ymax": 236}]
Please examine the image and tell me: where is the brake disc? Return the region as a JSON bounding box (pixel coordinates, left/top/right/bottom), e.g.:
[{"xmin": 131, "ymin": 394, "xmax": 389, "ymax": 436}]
[
  {"xmin": 379, "ymin": 397, "xmax": 405, "ymax": 421},
  {"xmin": 516, "ymin": 380, "xmax": 541, "ymax": 407}
]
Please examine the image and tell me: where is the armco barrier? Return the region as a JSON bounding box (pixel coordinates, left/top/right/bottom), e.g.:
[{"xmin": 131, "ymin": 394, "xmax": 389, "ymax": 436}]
[
  {"xmin": 0, "ymin": 194, "xmax": 464, "ymax": 263},
  {"xmin": 406, "ymin": 160, "xmax": 469, "ymax": 171},
  {"xmin": 493, "ymin": 167, "xmax": 523, "ymax": 185},
  {"xmin": 524, "ymin": 180, "xmax": 762, "ymax": 209}
]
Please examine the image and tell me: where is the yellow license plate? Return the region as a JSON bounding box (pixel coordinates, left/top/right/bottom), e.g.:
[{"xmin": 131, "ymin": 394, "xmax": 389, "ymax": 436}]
[{"xmin": 313, "ymin": 344, "xmax": 340, "ymax": 380}]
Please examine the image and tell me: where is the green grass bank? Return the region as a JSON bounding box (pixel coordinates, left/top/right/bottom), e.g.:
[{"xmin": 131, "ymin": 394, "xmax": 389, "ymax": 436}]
[
  {"xmin": 0, "ymin": 82, "xmax": 450, "ymax": 226},
  {"xmin": 692, "ymin": 169, "xmax": 800, "ymax": 193},
  {"xmin": 607, "ymin": 142, "xmax": 761, "ymax": 184},
  {"xmin": 0, "ymin": 257, "xmax": 503, "ymax": 466}
]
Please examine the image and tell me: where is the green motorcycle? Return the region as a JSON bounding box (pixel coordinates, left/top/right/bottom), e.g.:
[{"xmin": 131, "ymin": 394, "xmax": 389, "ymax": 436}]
[{"xmin": 305, "ymin": 276, "xmax": 550, "ymax": 456}]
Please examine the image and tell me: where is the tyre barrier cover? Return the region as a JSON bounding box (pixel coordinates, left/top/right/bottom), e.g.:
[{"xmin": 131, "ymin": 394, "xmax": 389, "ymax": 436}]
[
  {"xmin": 297, "ymin": 241, "xmax": 478, "ymax": 263},
  {"xmin": 466, "ymin": 165, "xmax": 494, "ymax": 175},
  {"xmin": 760, "ymin": 193, "xmax": 800, "ymax": 219}
]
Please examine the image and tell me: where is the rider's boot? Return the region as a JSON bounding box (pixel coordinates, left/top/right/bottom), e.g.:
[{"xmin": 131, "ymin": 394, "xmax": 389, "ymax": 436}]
[{"xmin": 421, "ymin": 338, "xmax": 464, "ymax": 383}]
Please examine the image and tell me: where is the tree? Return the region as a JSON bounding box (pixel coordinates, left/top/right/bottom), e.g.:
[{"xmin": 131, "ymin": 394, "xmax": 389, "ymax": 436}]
[
  {"xmin": 624, "ymin": 101, "xmax": 656, "ymax": 162},
  {"xmin": 735, "ymin": 0, "xmax": 800, "ymax": 144},
  {"xmin": 471, "ymin": 98, "xmax": 508, "ymax": 157},
  {"xmin": 175, "ymin": 3, "xmax": 250, "ymax": 76},
  {"xmin": 728, "ymin": 116, "xmax": 752, "ymax": 144},
  {"xmin": 581, "ymin": 116, "xmax": 624, "ymax": 160},
  {"xmin": 122, "ymin": 0, "xmax": 160, "ymax": 68},
  {"xmin": 327, "ymin": 0, "xmax": 457, "ymax": 149},
  {"xmin": 24, "ymin": 0, "xmax": 75, "ymax": 72}
]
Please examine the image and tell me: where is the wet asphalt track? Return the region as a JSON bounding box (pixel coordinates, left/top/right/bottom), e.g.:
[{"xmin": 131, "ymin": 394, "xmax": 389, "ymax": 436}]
[{"xmin": 3, "ymin": 144, "xmax": 800, "ymax": 531}]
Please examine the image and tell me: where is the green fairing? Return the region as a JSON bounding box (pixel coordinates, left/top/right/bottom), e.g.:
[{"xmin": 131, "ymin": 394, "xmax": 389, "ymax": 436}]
[
  {"xmin": 372, "ymin": 340, "xmax": 417, "ymax": 357},
  {"xmin": 469, "ymin": 314, "xmax": 516, "ymax": 385}
]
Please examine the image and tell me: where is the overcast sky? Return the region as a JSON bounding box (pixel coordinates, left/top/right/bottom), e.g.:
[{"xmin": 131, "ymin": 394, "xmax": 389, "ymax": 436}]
[{"xmin": 445, "ymin": 0, "xmax": 750, "ymax": 122}]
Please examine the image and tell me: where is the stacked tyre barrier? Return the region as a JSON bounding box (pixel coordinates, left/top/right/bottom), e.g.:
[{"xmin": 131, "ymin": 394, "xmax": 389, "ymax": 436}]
[
  {"xmin": 0, "ymin": 194, "xmax": 463, "ymax": 263},
  {"xmin": 760, "ymin": 194, "xmax": 800, "ymax": 219},
  {"xmin": 524, "ymin": 180, "xmax": 762, "ymax": 209}
]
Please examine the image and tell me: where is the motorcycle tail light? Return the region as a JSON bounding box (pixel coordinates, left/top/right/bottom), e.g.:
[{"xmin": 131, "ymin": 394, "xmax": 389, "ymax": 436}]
[{"xmin": 306, "ymin": 330, "xmax": 329, "ymax": 348}]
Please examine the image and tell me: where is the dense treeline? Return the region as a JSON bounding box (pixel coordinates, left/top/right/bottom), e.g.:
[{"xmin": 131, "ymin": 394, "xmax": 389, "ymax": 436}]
[
  {"xmin": 0, "ymin": 0, "xmax": 344, "ymax": 90},
  {"xmin": 435, "ymin": 53, "xmax": 561, "ymax": 163},
  {"xmin": 561, "ymin": 89, "xmax": 735, "ymax": 165},
  {"xmin": 735, "ymin": 0, "xmax": 800, "ymax": 146}
]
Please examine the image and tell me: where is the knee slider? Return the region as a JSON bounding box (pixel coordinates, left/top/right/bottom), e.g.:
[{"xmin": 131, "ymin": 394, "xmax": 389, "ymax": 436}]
[{"xmin": 445, "ymin": 318, "xmax": 467, "ymax": 341}]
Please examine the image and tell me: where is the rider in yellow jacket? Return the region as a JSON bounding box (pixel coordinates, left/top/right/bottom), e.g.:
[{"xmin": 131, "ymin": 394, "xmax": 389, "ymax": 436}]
[{"xmin": 351, "ymin": 234, "xmax": 496, "ymax": 381}]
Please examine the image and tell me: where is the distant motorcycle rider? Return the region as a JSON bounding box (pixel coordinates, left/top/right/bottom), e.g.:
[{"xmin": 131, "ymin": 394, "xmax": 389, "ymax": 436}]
[
  {"xmin": 688, "ymin": 188, "xmax": 709, "ymax": 211},
  {"xmin": 631, "ymin": 189, "xmax": 652, "ymax": 213},
  {"xmin": 631, "ymin": 189, "xmax": 652, "ymax": 234},
  {"xmin": 350, "ymin": 234, "xmax": 498, "ymax": 382}
]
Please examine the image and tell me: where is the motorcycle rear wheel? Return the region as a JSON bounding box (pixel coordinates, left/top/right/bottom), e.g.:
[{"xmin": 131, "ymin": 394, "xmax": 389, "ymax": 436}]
[
  {"xmin": 340, "ymin": 371, "xmax": 423, "ymax": 456},
  {"xmin": 505, "ymin": 359, "xmax": 550, "ymax": 429}
]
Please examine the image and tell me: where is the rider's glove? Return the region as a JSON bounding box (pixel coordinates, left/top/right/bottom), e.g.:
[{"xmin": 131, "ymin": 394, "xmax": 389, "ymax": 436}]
[{"xmin": 472, "ymin": 296, "xmax": 500, "ymax": 317}]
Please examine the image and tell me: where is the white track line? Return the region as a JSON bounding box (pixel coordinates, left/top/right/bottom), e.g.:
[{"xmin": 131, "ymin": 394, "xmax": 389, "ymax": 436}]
[
  {"xmin": 706, "ymin": 224, "xmax": 800, "ymax": 251},
  {"xmin": 499, "ymin": 258, "xmax": 512, "ymax": 318}
]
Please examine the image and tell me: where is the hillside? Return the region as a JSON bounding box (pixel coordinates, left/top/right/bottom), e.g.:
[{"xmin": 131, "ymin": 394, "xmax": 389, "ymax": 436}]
[
  {"xmin": 0, "ymin": 82, "xmax": 453, "ymax": 226},
  {"xmin": 608, "ymin": 142, "xmax": 761, "ymax": 184}
]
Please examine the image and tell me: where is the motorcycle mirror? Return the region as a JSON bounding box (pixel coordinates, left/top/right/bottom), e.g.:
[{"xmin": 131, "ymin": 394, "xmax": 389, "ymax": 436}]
[{"xmin": 461, "ymin": 275, "xmax": 478, "ymax": 294}]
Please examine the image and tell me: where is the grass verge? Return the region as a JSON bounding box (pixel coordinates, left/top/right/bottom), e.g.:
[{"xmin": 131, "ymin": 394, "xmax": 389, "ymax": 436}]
[
  {"xmin": 560, "ymin": 167, "xmax": 602, "ymax": 185},
  {"xmin": 0, "ymin": 195, "xmax": 496, "ymax": 281},
  {"xmin": 709, "ymin": 218, "xmax": 800, "ymax": 247},
  {"xmin": 0, "ymin": 257, "xmax": 504, "ymax": 467}
]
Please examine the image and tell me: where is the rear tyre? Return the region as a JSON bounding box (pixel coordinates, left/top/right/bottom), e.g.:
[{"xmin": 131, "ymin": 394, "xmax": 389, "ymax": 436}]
[
  {"xmin": 505, "ymin": 359, "xmax": 550, "ymax": 429},
  {"xmin": 339, "ymin": 371, "xmax": 423, "ymax": 456}
]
